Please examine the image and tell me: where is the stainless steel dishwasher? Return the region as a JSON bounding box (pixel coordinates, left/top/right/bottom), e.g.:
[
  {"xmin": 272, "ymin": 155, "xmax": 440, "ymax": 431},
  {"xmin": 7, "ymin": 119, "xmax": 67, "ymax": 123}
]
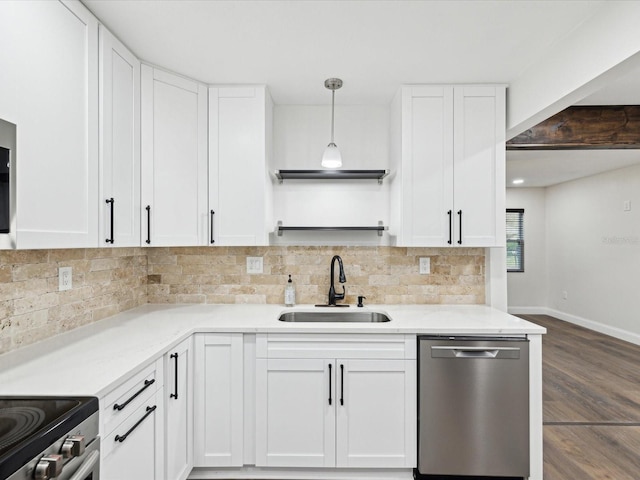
[{"xmin": 418, "ymin": 336, "xmax": 529, "ymax": 478}]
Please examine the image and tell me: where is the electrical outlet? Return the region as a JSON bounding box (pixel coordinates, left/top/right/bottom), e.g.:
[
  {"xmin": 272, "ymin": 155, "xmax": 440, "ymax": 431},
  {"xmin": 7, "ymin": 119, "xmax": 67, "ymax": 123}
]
[
  {"xmin": 562, "ymin": 291, "xmax": 568, "ymax": 300},
  {"xmin": 246, "ymin": 257, "xmax": 263, "ymax": 274},
  {"xmin": 624, "ymin": 200, "xmax": 631, "ymax": 212},
  {"xmin": 59, "ymin": 267, "xmax": 72, "ymax": 291},
  {"xmin": 419, "ymin": 257, "xmax": 431, "ymax": 275}
]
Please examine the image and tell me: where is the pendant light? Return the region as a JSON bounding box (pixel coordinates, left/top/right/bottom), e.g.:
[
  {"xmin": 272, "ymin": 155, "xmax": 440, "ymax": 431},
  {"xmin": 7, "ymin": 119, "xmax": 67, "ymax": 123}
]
[{"xmin": 321, "ymin": 78, "xmax": 343, "ymax": 169}]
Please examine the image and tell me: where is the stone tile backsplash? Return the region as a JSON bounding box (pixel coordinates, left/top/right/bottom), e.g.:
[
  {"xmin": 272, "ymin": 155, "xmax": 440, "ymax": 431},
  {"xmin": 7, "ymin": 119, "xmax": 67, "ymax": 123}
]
[
  {"xmin": 1, "ymin": 246, "xmax": 484, "ymax": 354},
  {"xmin": 0, "ymin": 248, "xmax": 147, "ymax": 355},
  {"xmin": 147, "ymin": 246, "xmax": 485, "ymax": 306}
]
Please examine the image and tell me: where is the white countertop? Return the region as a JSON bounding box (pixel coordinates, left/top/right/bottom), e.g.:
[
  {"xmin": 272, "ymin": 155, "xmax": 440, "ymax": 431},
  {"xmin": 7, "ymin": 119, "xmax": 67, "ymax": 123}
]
[{"xmin": 0, "ymin": 303, "xmax": 545, "ymax": 398}]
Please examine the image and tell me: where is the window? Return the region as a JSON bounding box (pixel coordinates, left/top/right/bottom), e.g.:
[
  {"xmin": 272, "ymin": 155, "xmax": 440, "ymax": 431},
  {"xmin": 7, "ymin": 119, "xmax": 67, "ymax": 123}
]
[{"xmin": 506, "ymin": 209, "xmax": 524, "ymax": 272}]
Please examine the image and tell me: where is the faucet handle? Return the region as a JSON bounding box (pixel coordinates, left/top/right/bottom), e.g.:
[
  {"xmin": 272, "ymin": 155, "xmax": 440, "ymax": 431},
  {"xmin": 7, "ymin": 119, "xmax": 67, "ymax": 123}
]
[
  {"xmin": 357, "ymin": 296, "xmax": 366, "ymax": 307},
  {"xmin": 335, "ymin": 285, "xmax": 345, "ymax": 300}
]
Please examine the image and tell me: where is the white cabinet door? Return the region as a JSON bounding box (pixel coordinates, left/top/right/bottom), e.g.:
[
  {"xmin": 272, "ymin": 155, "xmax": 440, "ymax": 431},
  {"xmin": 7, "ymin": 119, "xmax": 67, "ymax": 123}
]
[
  {"xmin": 102, "ymin": 389, "xmax": 164, "ymax": 480},
  {"xmin": 255, "ymin": 358, "xmax": 336, "ymax": 467},
  {"xmin": 193, "ymin": 333, "xmax": 244, "ymax": 467},
  {"xmin": 391, "ymin": 84, "xmax": 505, "ymax": 248},
  {"xmin": 165, "ymin": 337, "xmax": 193, "ymax": 480},
  {"xmin": 141, "ymin": 65, "xmax": 208, "ymax": 246},
  {"xmin": 399, "ymin": 86, "xmax": 453, "ymax": 246},
  {"xmin": 99, "ymin": 25, "xmax": 140, "ymax": 247},
  {"xmin": 209, "ymin": 86, "xmax": 272, "ymax": 246},
  {"xmin": 335, "ymin": 359, "xmax": 417, "ymax": 468},
  {"xmin": 453, "ymin": 86, "xmax": 505, "ymax": 247},
  {"xmin": 0, "ymin": 0, "xmax": 98, "ymax": 248}
]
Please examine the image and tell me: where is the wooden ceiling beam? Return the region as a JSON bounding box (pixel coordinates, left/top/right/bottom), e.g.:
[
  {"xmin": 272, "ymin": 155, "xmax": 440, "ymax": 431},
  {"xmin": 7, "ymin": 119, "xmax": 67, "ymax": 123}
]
[{"xmin": 506, "ymin": 105, "xmax": 640, "ymax": 150}]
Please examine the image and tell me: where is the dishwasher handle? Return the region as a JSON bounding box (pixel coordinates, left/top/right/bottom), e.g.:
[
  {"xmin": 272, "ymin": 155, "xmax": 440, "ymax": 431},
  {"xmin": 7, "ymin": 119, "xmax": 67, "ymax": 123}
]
[{"xmin": 431, "ymin": 346, "xmax": 521, "ymax": 359}]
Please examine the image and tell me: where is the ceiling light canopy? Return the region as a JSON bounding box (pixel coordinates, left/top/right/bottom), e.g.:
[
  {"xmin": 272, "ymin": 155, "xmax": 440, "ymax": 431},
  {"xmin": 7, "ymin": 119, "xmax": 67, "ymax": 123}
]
[{"xmin": 321, "ymin": 78, "xmax": 343, "ymax": 169}]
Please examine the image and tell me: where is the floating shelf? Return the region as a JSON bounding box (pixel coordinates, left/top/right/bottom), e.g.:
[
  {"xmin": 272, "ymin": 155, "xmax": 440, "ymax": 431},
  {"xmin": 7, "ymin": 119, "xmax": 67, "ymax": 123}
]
[
  {"xmin": 276, "ymin": 221, "xmax": 387, "ymax": 237},
  {"xmin": 274, "ymin": 169, "xmax": 389, "ymax": 184}
]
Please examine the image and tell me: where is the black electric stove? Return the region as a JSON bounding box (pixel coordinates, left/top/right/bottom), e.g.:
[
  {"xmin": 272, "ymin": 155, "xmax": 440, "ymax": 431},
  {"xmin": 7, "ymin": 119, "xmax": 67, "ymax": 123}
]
[{"xmin": 0, "ymin": 396, "xmax": 99, "ymax": 480}]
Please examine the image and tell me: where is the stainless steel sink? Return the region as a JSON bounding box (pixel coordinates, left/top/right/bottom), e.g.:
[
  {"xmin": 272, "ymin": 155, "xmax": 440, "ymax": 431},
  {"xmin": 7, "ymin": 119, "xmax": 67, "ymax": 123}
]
[{"xmin": 278, "ymin": 311, "xmax": 391, "ymax": 323}]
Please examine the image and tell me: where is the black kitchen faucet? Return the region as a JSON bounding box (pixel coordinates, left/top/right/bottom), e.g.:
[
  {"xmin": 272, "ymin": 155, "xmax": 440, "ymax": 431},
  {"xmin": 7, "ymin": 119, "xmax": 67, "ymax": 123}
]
[{"xmin": 327, "ymin": 255, "xmax": 347, "ymax": 306}]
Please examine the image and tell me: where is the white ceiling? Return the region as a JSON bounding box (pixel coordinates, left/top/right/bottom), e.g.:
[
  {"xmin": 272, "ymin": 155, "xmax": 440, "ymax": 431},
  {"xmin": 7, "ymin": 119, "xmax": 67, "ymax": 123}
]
[
  {"xmin": 82, "ymin": 0, "xmax": 640, "ymax": 187},
  {"xmin": 83, "ymin": 0, "xmax": 605, "ymax": 105},
  {"xmin": 507, "ymin": 149, "xmax": 640, "ymax": 188}
]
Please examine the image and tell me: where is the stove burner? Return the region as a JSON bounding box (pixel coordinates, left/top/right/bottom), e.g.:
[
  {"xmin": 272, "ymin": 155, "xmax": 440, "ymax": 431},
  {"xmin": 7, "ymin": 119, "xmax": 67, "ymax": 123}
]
[{"xmin": 0, "ymin": 406, "xmax": 46, "ymax": 451}]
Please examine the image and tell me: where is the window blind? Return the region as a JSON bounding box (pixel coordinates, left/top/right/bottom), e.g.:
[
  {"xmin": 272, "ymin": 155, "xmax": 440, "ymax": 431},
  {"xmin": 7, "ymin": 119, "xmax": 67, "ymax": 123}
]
[{"xmin": 506, "ymin": 209, "xmax": 524, "ymax": 272}]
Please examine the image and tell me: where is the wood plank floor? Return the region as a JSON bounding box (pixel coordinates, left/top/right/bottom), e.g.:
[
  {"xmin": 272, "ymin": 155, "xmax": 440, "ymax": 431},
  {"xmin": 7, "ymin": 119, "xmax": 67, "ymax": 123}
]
[{"xmin": 517, "ymin": 314, "xmax": 640, "ymax": 479}]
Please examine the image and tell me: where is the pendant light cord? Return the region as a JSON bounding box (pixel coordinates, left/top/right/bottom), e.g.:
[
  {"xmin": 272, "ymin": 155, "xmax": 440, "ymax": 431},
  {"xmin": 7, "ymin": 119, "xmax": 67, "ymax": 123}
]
[{"xmin": 330, "ymin": 88, "xmax": 335, "ymax": 144}]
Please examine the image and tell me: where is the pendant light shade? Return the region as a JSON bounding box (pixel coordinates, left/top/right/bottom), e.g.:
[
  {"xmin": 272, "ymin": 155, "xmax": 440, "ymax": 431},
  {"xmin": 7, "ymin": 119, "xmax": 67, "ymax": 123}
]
[{"xmin": 321, "ymin": 78, "xmax": 343, "ymax": 169}]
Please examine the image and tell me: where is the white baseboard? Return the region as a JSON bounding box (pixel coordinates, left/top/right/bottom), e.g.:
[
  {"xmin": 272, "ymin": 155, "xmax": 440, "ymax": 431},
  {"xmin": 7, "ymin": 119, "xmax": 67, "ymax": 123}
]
[
  {"xmin": 507, "ymin": 306, "xmax": 550, "ymax": 315},
  {"xmin": 509, "ymin": 306, "xmax": 640, "ymax": 346},
  {"xmin": 546, "ymin": 309, "xmax": 640, "ymax": 346},
  {"xmin": 189, "ymin": 467, "xmax": 413, "ymax": 480}
]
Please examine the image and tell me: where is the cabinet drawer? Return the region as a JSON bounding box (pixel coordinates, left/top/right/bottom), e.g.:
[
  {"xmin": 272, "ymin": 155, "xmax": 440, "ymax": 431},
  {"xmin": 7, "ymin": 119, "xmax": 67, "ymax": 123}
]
[
  {"xmin": 256, "ymin": 334, "xmax": 415, "ymax": 359},
  {"xmin": 102, "ymin": 389, "xmax": 163, "ymax": 478},
  {"xmin": 101, "ymin": 358, "xmax": 163, "ymax": 435}
]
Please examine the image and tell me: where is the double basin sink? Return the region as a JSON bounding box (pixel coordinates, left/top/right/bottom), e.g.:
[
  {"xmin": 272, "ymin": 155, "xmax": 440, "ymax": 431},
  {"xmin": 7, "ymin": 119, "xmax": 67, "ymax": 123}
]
[{"xmin": 278, "ymin": 310, "xmax": 391, "ymax": 323}]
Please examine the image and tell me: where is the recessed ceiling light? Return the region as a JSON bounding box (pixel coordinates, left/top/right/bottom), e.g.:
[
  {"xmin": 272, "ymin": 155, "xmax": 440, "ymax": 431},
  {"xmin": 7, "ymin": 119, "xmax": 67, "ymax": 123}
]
[{"xmin": 512, "ymin": 179, "xmax": 524, "ymax": 185}]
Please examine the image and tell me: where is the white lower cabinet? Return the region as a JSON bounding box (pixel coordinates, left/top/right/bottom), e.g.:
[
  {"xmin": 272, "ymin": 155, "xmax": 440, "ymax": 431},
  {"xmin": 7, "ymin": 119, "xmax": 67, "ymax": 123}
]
[
  {"xmin": 336, "ymin": 359, "xmax": 416, "ymax": 468},
  {"xmin": 165, "ymin": 337, "xmax": 193, "ymax": 480},
  {"xmin": 101, "ymin": 359, "xmax": 164, "ymax": 480},
  {"xmin": 193, "ymin": 333, "xmax": 244, "ymax": 467},
  {"xmin": 256, "ymin": 358, "xmax": 336, "ymax": 467},
  {"xmin": 255, "ymin": 334, "xmax": 417, "ymax": 469}
]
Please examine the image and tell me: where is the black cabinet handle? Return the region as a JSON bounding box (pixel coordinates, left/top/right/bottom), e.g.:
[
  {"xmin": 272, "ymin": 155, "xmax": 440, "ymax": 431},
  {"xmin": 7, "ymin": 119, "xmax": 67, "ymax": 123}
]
[
  {"xmin": 210, "ymin": 210, "xmax": 215, "ymax": 244},
  {"xmin": 340, "ymin": 364, "xmax": 344, "ymax": 406},
  {"xmin": 328, "ymin": 363, "xmax": 332, "ymax": 405},
  {"xmin": 170, "ymin": 352, "xmax": 178, "ymax": 400},
  {"xmin": 105, "ymin": 198, "xmax": 114, "ymax": 244},
  {"xmin": 457, "ymin": 210, "xmax": 462, "ymax": 245},
  {"xmin": 113, "ymin": 379, "xmax": 155, "ymax": 411},
  {"xmin": 114, "ymin": 405, "xmax": 156, "ymax": 443},
  {"xmin": 447, "ymin": 210, "xmax": 452, "ymax": 245},
  {"xmin": 145, "ymin": 205, "xmax": 151, "ymax": 244}
]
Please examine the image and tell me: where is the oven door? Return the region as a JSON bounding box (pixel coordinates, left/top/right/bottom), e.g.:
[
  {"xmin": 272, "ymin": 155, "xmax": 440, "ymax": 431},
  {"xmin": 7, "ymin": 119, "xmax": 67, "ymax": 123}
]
[{"xmin": 59, "ymin": 437, "xmax": 100, "ymax": 480}]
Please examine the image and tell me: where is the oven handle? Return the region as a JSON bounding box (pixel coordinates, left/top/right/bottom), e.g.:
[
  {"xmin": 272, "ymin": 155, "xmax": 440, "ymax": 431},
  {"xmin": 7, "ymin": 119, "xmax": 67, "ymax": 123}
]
[{"xmin": 67, "ymin": 449, "xmax": 99, "ymax": 480}]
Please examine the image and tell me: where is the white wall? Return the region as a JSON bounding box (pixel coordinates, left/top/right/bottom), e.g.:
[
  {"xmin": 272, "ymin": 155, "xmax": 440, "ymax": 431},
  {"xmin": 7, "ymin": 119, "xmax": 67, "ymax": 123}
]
[
  {"xmin": 271, "ymin": 105, "xmax": 391, "ymax": 245},
  {"xmin": 508, "ymin": 164, "xmax": 640, "ymax": 343},
  {"xmin": 545, "ymin": 163, "xmax": 640, "ymax": 342},
  {"xmin": 506, "ymin": 188, "xmax": 547, "ymax": 310}
]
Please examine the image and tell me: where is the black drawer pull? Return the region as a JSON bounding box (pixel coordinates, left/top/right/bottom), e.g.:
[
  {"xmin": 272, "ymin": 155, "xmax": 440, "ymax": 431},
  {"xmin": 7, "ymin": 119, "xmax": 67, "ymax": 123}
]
[
  {"xmin": 340, "ymin": 364, "xmax": 344, "ymax": 406},
  {"xmin": 328, "ymin": 363, "xmax": 332, "ymax": 405},
  {"xmin": 170, "ymin": 352, "xmax": 179, "ymax": 400},
  {"xmin": 113, "ymin": 378, "xmax": 155, "ymax": 411},
  {"xmin": 114, "ymin": 405, "xmax": 156, "ymax": 443},
  {"xmin": 447, "ymin": 210, "xmax": 452, "ymax": 245},
  {"xmin": 457, "ymin": 210, "xmax": 462, "ymax": 245},
  {"xmin": 145, "ymin": 205, "xmax": 151, "ymax": 244},
  {"xmin": 105, "ymin": 198, "xmax": 114, "ymax": 244}
]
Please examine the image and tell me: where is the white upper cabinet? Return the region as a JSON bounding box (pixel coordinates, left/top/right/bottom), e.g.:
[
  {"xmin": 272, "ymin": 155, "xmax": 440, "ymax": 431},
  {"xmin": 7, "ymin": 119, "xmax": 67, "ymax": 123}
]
[
  {"xmin": 390, "ymin": 85, "xmax": 506, "ymax": 247},
  {"xmin": 0, "ymin": 0, "xmax": 99, "ymax": 248},
  {"xmin": 141, "ymin": 65, "xmax": 208, "ymax": 246},
  {"xmin": 99, "ymin": 25, "xmax": 140, "ymax": 247},
  {"xmin": 209, "ymin": 86, "xmax": 273, "ymax": 246}
]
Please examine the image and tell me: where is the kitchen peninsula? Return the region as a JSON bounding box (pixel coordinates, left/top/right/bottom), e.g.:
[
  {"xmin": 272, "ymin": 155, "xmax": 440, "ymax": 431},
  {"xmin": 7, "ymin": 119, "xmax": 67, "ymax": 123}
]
[{"xmin": 0, "ymin": 303, "xmax": 545, "ymax": 480}]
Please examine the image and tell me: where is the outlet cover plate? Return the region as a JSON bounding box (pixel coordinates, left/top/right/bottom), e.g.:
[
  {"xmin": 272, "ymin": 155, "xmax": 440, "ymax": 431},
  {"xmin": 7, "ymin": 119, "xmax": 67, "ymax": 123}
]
[
  {"xmin": 419, "ymin": 257, "xmax": 431, "ymax": 275},
  {"xmin": 247, "ymin": 257, "xmax": 264, "ymax": 274},
  {"xmin": 59, "ymin": 267, "xmax": 72, "ymax": 291}
]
